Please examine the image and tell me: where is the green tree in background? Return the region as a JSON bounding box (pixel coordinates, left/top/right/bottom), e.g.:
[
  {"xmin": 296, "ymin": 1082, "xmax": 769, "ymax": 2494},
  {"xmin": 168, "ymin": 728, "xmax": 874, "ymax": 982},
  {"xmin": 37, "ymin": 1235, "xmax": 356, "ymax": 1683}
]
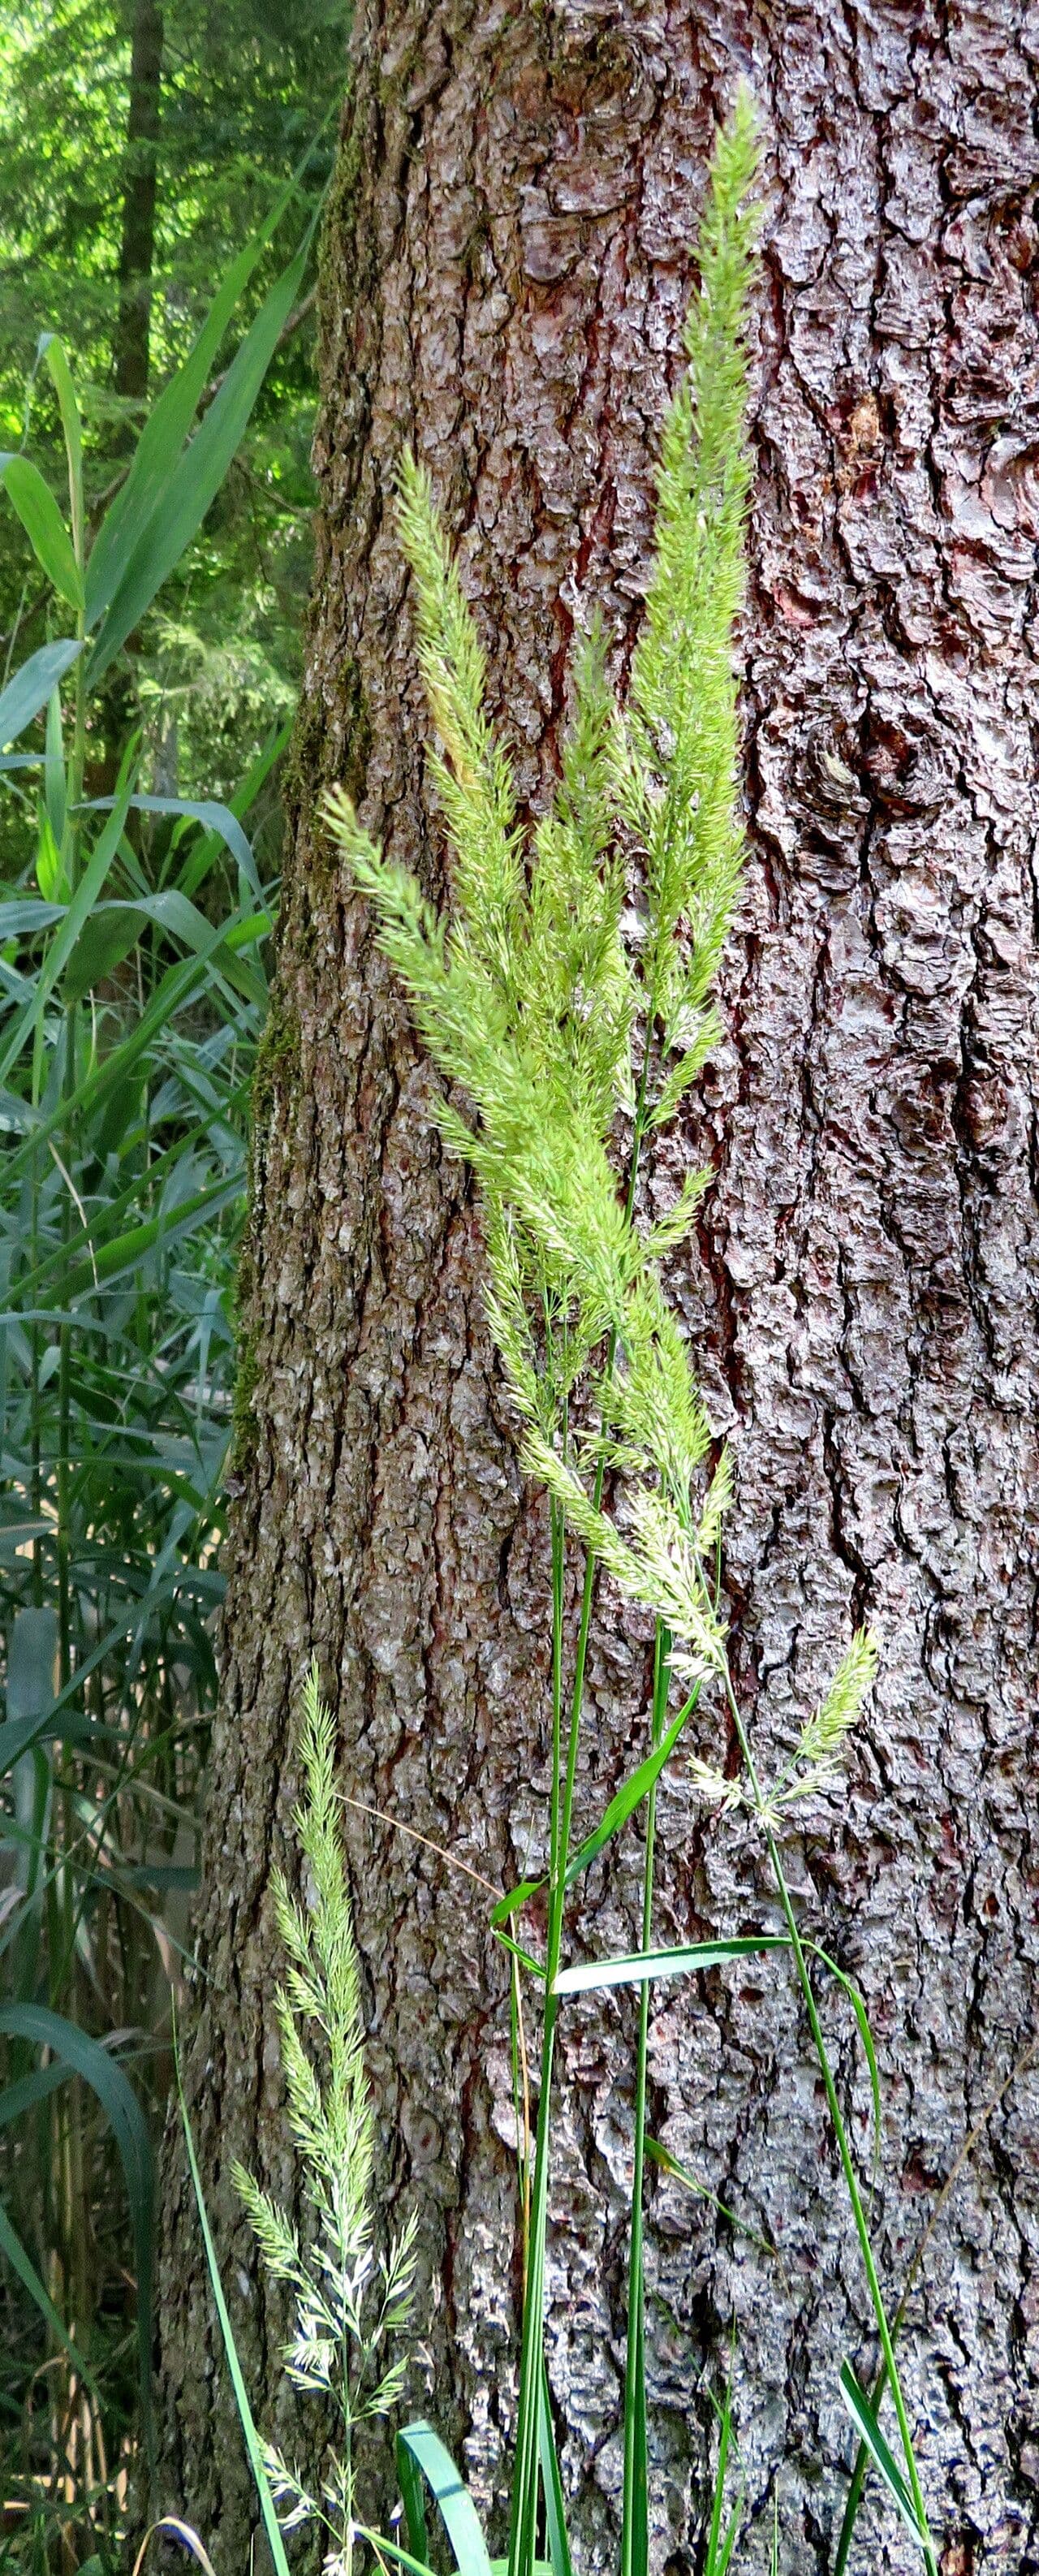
[{"xmin": 0, "ymin": 0, "xmax": 349, "ymax": 816}]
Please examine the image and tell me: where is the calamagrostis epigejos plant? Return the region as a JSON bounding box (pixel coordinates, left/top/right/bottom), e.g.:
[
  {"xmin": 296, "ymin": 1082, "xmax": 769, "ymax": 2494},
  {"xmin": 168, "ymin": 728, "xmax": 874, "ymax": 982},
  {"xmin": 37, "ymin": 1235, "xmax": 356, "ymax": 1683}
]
[
  {"xmin": 321, "ymin": 86, "xmax": 938, "ymax": 2576},
  {"xmin": 233, "ymin": 1665, "xmax": 418, "ymax": 2576}
]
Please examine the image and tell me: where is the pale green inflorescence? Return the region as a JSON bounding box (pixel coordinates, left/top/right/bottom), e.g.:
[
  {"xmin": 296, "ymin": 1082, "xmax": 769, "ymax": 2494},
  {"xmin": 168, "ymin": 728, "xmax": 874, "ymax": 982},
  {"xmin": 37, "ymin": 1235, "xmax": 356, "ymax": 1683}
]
[
  {"xmin": 234, "ymin": 1664, "xmax": 417, "ymax": 2575},
  {"xmin": 324, "ymin": 82, "xmax": 873, "ymax": 1860}
]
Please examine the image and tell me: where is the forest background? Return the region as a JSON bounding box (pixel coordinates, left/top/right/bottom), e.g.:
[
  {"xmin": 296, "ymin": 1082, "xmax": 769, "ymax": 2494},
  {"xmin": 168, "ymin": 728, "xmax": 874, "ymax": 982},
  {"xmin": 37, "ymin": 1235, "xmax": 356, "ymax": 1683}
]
[{"xmin": 0, "ymin": 2, "xmax": 347, "ymax": 2555}]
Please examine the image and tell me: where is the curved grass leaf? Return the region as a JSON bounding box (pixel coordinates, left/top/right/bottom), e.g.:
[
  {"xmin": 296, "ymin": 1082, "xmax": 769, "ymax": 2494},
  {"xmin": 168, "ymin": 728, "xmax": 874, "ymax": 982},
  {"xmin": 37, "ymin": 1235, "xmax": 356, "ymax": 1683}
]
[
  {"xmin": 173, "ymin": 717, "xmax": 291, "ymax": 897},
  {"xmin": 85, "ymin": 227, "xmax": 317, "ymax": 688},
  {"xmin": 84, "ymin": 159, "xmax": 318, "ymax": 629},
  {"xmin": 0, "ymin": 2055, "xmax": 76, "ymax": 2129},
  {"xmin": 396, "ymin": 2423, "xmax": 494, "ymax": 2576},
  {"xmin": 74, "ymin": 792, "xmax": 263, "ymax": 895},
  {"xmin": 0, "ymin": 639, "xmax": 82, "ymax": 749},
  {"xmin": 131, "ymin": 2518, "xmax": 218, "ymax": 2576},
  {"xmin": 553, "ymin": 1936, "xmax": 787, "ymax": 1998},
  {"xmin": 0, "ymin": 2000, "xmax": 153, "ymax": 2441},
  {"xmin": 0, "ymin": 455, "xmax": 81, "ymax": 609}
]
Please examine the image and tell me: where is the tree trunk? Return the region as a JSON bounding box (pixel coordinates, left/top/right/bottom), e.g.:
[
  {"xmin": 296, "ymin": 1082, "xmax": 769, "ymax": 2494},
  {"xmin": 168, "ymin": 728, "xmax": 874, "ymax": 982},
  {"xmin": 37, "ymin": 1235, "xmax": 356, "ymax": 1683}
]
[
  {"xmin": 154, "ymin": 2, "xmax": 1039, "ymax": 2570},
  {"xmin": 114, "ymin": 0, "xmax": 164, "ymax": 408}
]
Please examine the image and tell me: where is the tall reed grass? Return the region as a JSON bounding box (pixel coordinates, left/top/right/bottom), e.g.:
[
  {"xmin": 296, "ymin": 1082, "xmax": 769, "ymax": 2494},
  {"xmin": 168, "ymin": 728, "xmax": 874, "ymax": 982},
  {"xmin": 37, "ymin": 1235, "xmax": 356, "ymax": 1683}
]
[{"xmin": 0, "ymin": 164, "xmax": 317, "ymax": 2565}]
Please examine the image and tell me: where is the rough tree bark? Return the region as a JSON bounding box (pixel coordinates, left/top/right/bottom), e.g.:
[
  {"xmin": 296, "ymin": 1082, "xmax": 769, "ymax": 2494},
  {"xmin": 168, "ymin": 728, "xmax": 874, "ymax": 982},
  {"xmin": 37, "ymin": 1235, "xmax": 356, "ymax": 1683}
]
[{"xmin": 155, "ymin": 2, "xmax": 1039, "ymax": 2569}]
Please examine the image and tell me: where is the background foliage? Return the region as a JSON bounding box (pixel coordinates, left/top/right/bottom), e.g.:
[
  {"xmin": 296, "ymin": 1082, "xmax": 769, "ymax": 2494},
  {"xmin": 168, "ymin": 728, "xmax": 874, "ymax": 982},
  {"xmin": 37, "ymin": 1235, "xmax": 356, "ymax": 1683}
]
[
  {"xmin": 0, "ymin": 4, "xmax": 349, "ymax": 2558},
  {"xmin": 0, "ymin": 0, "xmax": 348, "ymax": 818}
]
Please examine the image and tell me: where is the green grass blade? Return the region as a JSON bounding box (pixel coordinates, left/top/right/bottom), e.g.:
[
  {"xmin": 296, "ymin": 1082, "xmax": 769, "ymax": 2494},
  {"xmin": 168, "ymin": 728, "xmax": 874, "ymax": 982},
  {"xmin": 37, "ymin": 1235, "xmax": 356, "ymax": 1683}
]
[
  {"xmin": 623, "ymin": 2254, "xmax": 648, "ymax": 2576},
  {"xmin": 0, "ymin": 2058, "xmax": 71, "ymax": 2129},
  {"xmin": 85, "ymin": 227, "xmax": 317, "ymax": 688},
  {"xmin": 645, "ymin": 2137, "xmax": 776, "ymax": 2262},
  {"xmin": 537, "ymin": 2355, "xmax": 573, "ymax": 2576},
  {"xmin": 806, "ymin": 1940, "xmax": 882, "ymax": 2173},
  {"xmin": 703, "ymin": 2377, "xmax": 737, "ymax": 2576},
  {"xmin": 491, "ymin": 1929, "xmax": 545, "ymax": 1981},
  {"xmin": 398, "ymin": 2426, "xmax": 430, "ymax": 2565},
  {"xmin": 38, "ymin": 336, "xmax": 84, "ymax": 565},
  {"xmin": 0, "ymin": 2000, "xmax": 153, "ymax": 2445},
  {"xmin": 354, "ymin": 2529, "xmax": 434, "ymax": 2576},
  {"xmin": 175, "ymin": 2026, "xmax": 293, "ymax": 2576},
  {"xmin": 171, "ymin": 716, "xmax": 291, "ymax": 895},
  {"xmin": 0, "ymin": 2195, "xmax": 102, "ymax": 2397},
  {"xmin": 75, "ymin": 792, "xmax": 263, "ymax": 897},
  {"xmin": 84, "ymin": 157, "xmax": 316, "ymax": 629},
  {"xmin": 838, "ymin": 2361, "xmax": 929, "ymax": 2550},
  {"xmin": 0, "ymin": 639, "xmax": 82, "ymax": 749},
  {"xmin": 553, "ymin": 1937, "xmax": 787, "ymax": 1997},
  {"xmin": 396, "ymin": 2423, "xmax": 494, "ymax": 2576},
  {"xmin": 490, "ymin": 1879, "xmax": 544, "ymax": 1929},
  {"xmin": 0, "ymin": 784, "xmax": 131, "ymax": 1088},
  {"xmin": 0, "ymin": 455, "xmax": 82, "ymax": 610},
  {"xmin": 564, "ymin": 1698, "xmax": 696, "ymax": 1888},
  {"xmin": 44, "ymin": 689, "xmax": 67, "ymax": 852}
]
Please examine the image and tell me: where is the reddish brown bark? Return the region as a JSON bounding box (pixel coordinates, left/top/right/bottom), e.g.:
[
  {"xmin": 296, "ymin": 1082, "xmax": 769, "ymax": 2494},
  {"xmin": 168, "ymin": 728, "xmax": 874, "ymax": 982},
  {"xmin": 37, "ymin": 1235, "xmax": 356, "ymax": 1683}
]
[{"xmin": 156, "ymin": 4, "xmax": 1039, "ymax": 2570}]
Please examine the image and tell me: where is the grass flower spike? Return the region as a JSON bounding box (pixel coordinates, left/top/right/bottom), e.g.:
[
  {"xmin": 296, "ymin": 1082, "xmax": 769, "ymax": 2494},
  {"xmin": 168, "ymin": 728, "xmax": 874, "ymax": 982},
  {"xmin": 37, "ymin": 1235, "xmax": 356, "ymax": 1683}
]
[
  {"xmin": 233, "ymin": 1664, "xmax": 417, "ymax": 2576},
  {"xmin": 322, "ymin": 84, "xmax": 939, "ymax": 2576}
]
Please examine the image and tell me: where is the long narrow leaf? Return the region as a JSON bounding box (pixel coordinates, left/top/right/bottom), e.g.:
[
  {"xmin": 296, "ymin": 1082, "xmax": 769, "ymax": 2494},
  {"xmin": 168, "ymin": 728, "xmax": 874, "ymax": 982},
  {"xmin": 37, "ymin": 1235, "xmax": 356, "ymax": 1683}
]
[
  {"xmin": 0, "ymin": 2001, "xmax": 153, "ymax": 2442},
  {"xmin": 645, "ymin": 2137, "xmax": 776, "ymax": 2261},
  {"xmin": 0, "ymin": 639, "xmax": 82, "ymax": 748},
  {"xmin": 175, "ymin": 2029, "xmax": 293, "ymax": 2576},
  {"xmin": 396, "ymin": 2423, "xmax": 494, "ymax": 2576},
  {"xmin": 838, "ymin": 2361, "xmax": 929, "ymax": 2549},
  {"xmin": 565, "ymin": 1700, "xmax": 694, "ymax": 1888},
  {"xmin": 175, "ymin": 717, "xmax": 291, "ymax": 896},
  {"xmin": 0, "ymin": 783, "xmax": 132, "ymax": 1088},
  {"xmin": 84, "ymin": 155, "xmax": 316, "ymax": 628},
  {"xmin": 74, "ymin": 792, "xmax": 263, "ymax": 895},
  {"xmin": 806, "ymin": 1940, "xmax": 882, "ymax": 2172},
  {"xmin": 626, "ymin": 2258, "xmax": 648, "ymax": 2576},
  {"xmin": 85, "ymin": 227, "xmax": 317, "ymax": 687},
  {"xmin": 0, "ymin": 455, "xmax": 81, "ymax": 608},
  {"xmin": 354, "ymin": 2531, "xmax": 434, "ymax": 2576},
  {"xmin": 537, "ymin": 2355, "xmax": 573, "ymax": 2576},
  {"xmin": 490, "ymin": 1879, "xmax": 543, "ymax": 1929},
  {"xmin": 0, "ymin": 2195, "xmax": 101, "ymax": 2396},
  {"xmin": 132, "ymin": 2518, "xmax": 218, "ymax": 2576},
  {"xmin": 553, "ymin": 1937, "xmax": 787, "ymax": 1998},
  {"xmin": 39, "ymin": 336, "xmax": 84, "ymax": 563}
]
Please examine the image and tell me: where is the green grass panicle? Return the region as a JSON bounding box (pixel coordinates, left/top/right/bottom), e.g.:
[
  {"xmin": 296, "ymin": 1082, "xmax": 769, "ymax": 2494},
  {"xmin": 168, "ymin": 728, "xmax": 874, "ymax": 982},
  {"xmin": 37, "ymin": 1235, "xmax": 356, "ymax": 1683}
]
[
  {"xmin": 233, "ymin": 1664, "xmax": 417, "ymax": 2576},
  {"xmin": 315, "ymin": 81, "xmax": 938, "ymax": 2576}
]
